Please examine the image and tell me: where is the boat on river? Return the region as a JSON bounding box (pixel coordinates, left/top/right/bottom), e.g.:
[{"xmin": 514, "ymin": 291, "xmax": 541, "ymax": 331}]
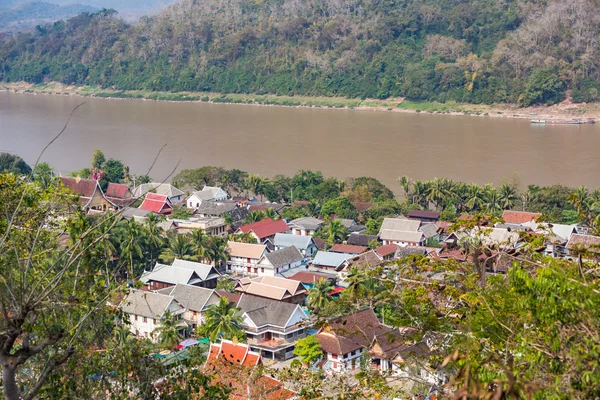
[{"xmin": 530, "ymin": 118, "xmax": 596, "ymax": 124}]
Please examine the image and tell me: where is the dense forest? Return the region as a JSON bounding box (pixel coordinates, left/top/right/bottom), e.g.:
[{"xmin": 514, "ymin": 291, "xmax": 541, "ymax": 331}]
[{"xmin": 1, "ymin": 0, "xmax": 599, "ymax": 104}]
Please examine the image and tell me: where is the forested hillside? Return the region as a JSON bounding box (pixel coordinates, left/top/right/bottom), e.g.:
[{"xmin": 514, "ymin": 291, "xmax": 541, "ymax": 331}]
[
  {"xmin": 0, "ymin": 1, "xmax": 97, "ymax": 32},
  {"xmin": 1, "ymin": 0, "xmax": 599, "ymax": 105}
]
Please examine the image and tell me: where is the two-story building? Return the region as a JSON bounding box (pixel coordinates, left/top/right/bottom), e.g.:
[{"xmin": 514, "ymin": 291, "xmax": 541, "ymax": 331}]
[
  {"xmin": 140, "ymin": 259, "xmax": 221, "ymax": 289},
  {"xmin": 59, "ymin": 176, "xmax": 117, "ymax": 214},
  {"xmin": 226, "ymin": 241, "xmax": 268, "ymax": 275},
  {"xmin": 186, "ymin": 186, "xmax": 229, "ymax": 209},
  {"xmin": 235, "ymin": 218, "xmax": 290, "ymax": 244},
  {"xmin": 235, "ymin": 276, "xmax": 308, "ymax": 304},
  {"xmin": 156, "ymin": 283, "xmax": 220, "ymax": 330},
  {"xmin": 133, "ymin": 182, "xmax": 185, "ymax": 204},
  {"xmin": 175, "ymin": 217, "xmax": 228, "ymax": 237},
  {"xmin": 273, "ymin": 233, "xmax": 318, "ymax": 257},
  {"xmin": 256, "ymin": 246, "xmax": 304, "ymax": 276},
  {"xmin": 236, "ymin": 294, "xmax": 310, "ymax": 360},
  {"xmin": 288, "ymin": 217, "xmax": 324, "ymax": 236},
  {"xmin": 120, "ymin": 289, "xmax": 186, "ymax": 341},
  {"xmin": 378, "ymin": 218, "xmax": 426, "ymax": 247}
]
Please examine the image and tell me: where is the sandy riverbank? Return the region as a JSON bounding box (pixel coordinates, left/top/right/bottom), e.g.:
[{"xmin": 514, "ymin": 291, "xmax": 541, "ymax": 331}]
[{"xmin": 2, "ymin": 82, "xmax": 600, "ymax": 120}]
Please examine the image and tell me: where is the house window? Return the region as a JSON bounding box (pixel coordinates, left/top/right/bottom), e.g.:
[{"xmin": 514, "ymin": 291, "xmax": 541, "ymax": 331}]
[
  {"xmin": 350, "ymin": 351, "xmax": 355, "ymax": 356},
  {"xmin": 332, "ymin": 354, "xmax": 338, "ymax": 360},
  {"xmin": 247, "ymin": 258, "xmax": 251, "ymax": 263},
  {"xmin": 261, "ymin": 268, "xmax": 264, "ymax": 273},
  {"xmin": 247, "ymin": 267, "xmax": 251, "ymax": 273},
  {"xmin": 286, "ymin": 333, "xmax": 293, "ymax": 339},
  {"xmin": 143, "ymin": 317, "xmax": 147, "ymax": 323},
  {"xmin": 134, "ymin": 315, "xmax": 138, "ymax": 321},
  {"xmin": 153, "ymin": 319, "xmax": 156, "ymax": 324},
  {"xmin": 193, "ymin": 311, "xmax": 197, "ymax": 317},
  {"xmin": 254, "ymin": 268, "xmax": 258, "ymax": 273}
]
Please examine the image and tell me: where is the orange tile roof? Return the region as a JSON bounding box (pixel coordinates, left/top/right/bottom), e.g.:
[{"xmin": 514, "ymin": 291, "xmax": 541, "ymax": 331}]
[
  {"xmin": 502, "ymin": 210, "xmax": 542, "ymax": 224},
  {"xmin": 329, "ymin": 243, "xmax": 368, "ymax": 254}
]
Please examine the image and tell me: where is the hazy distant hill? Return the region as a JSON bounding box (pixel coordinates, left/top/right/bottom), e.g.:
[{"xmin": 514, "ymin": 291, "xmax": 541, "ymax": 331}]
[
  {"xmin": 1, "ymin": 0, "xmax": 599, "ymax": 105},
  {"xmin": 0, "ymin": 1, "xmax": 97, "ymax": 32}
]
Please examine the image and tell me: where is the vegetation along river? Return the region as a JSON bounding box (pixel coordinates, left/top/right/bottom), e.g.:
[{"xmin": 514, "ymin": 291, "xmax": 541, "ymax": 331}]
[{"xmin": 1, "ymin": 92, "xmax": 599, "ymax": 193}]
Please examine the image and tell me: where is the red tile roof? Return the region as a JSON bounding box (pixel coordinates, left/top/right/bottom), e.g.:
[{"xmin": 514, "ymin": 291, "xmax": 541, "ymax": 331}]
[
  {"xmin": 286, "ymin": 271, "xmax": 334, "ymax": 284},
  {"xmin": 313, "ymin": 237, "xmax": 328, "ymax": 250},
  {"xmin": 216, "ymin": 289, "xmax": 241, "ymax": 304},
  {"xmin": 329, "ymin": 243, "xmax": 368, "ymax": 254},
  {"xmin": 60, "ymin": 176, "xmax": 98, "ymax": 198},
  {"xmin": 502, "ymin": 210, "xmax": 542, "ymax": 224},
  {"xmin": 237, "ymin": 218, "xmax": 289, "ymax": 239},
  {"xmin": 105, "ymin": 183, "xmax": 131, "ymax": 199},
  {"xmin": 375, "ymin": 244, "xmax": 399, "ymax": 257},
  {"xmin": 139, "ymin": 193, "xmax": 172, "ymax": 214}
]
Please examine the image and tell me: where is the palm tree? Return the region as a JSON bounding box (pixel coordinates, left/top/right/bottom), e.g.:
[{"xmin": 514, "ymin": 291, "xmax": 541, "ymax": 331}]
[
  {"xmin": 190, "ymin": 228, "xmax": 209, "ymax": 260},
  {"xmin": 465, "ymin": 184, "xmax": 486, "ymax": 212},
  {"xmin": 144, "ymin": 213, "xmax": 165, "ymax": 267},
  {"xmin": 118, "ymin": 219, "xmax": 146, "ymax": 276},
  {"xmin": 325, "ymin": 219, "xmax": 348, "ymax": 245},
  {"xmin": 569, "ymin": 186, "xmax": 590, "ymax": 221},
  {"xmin": 307, "ymin": 278, "xmax": 332, "ymax": 312},
  {"xmin": 243, "ymin": 210, "xmax": 267, "ymax": 224},
  {"xmin": 305, "ymin": 200, "xmax": 321, "ymax": 218},
  {"xmin": 397, "ymin": 176, "xmax": 411, "ymax": 199},
  {"xmin": 411, "ymin": 180, "xmax": 428, "ymax": 207},
  {"xmin": 264, "ymin": 208, "xmax": 280, "ymax": 220},
  {"xmin": 159, "ymin": 234, "xmax": 196, "ymax": 264},
  {"xmin": 92, "ymin": 216, "xmax": 119, "ymax": 284},
  {"xmin": 426, "ymin": 178, "xmax": 449, "ymax": 209},
  {"xmin": 228, "ymin": 232, "xmax": 258, "ymax": 244},
  {"xmin": 200, "ymin": 296, "xmax": 244, "ymax": 342},
  {"xmin": 204, "ymin": 236, "xmax": 229, "ymax": 268},
  {"xmin": 452, "ymin": 182, "xmax": 470, "ymax": 212},
  {"xmin": 245, "ymin": 173, "xmax": 267, "ymax": 200},
  {"xmin": 344, "ymin": 266, "xmax": 362, "ymax": 298},
  {"xmin": 498, "ymin": 184, "xmax": 518, "ymax": 210},
  {"xmin": 484, "ymin": 185, "xmax": 502, "ymax": 214},
  {"xmin": 359, "ymin": 278, "xmax": 384, "ymax": 308},
  {"xmin": 153, "ymin": 310, "xmax": 183, "ymax": 349}
]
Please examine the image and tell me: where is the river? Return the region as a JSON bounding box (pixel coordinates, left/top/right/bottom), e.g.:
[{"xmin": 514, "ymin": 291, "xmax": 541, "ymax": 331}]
[{"xmin": 1, "ymin": 91, "xmax": 599, "ymax": 193}]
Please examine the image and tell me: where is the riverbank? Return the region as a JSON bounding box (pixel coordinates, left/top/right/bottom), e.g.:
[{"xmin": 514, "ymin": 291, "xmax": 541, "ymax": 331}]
[{"xmin": 2, "ymin": 82, "xmax": 600, "ymax": 120}]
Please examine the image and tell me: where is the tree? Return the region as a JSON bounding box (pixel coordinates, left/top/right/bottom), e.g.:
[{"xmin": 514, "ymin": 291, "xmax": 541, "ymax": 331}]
[
  {"xmin": 244, "ymin": 173, "xmax": 268, "ymax": 200},
  {"xmin": 143, "ymin": 213, "xmax": 165, "ymax": 266},
  {"xmin": 321, "ymin": 197, "xmax": 358, "ymax": 220},
  {"xmin": 199, "ymin": 297, "xmax": 244, "ymax": 342},
  {"xmin": 118, "ymin": 218, "xmax": 146, "ymax": 276},
  {"xmin": 498, "ymin": 183, "xmax": 517, "ymax": 209},
  {"xmin": 323, "ymin": 219, "xmax": 348, "ymax": 245},
  {"xmin": 228, "ymin": 232, "xmax": 258, "ymax": 244},
  {"xmin": 307, "ymin": 278, "xmax": 332, "ymax": 312},
  {"xmin": 0, "ymin": 173, "xmax": 120, "ymax": 400},
  {"xmin": 153, "ymin": 310, "xmax": 183, "ymax": 349},
  {"xmin": 91, "ymin": 149, "xmax": 106, "ymax": 169},
  {"xmin": 160, "ymin": 234, "xmax": 196, "ymax": 264},
  {"xmin": 520, "ymin": 66, "xmax": 565, "ymax": 106},
  {"xmin": 243, "ymin": 210, "xmax": 267, "ymax": 224},
  {"xmin": 293, "ymin": 336, "xmax": 322, "ymax": 365},
  {"xmin": 32, "ymin": 161, "xmax": 54, "ymax": 188},
  {"xmin": 103, "ymin": 158, "xmax": 125, "ymax": 183},
  {"xmin": 216, "ymin": 276, "xmax": 236, "ymax": 292},
  {"xmin": 0, "ymin": 152, "xmax": 31, "ymax": 175},
  {"xmin": 190, "ymin": 228, "xmax": 209, "ymax": 259},
  {"xmin": 204, "ymin": 236, "xmax": 229, "ymax": 268},
  {"xmin": 171, "ymin": 205, "xmax": 193, "ymax": 220},
  {"xmin": 264, "ymin": 207, "xmax": 280, "ymax": 220}
]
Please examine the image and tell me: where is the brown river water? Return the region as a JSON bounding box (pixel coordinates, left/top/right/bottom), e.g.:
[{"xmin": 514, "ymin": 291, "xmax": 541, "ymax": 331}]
[{"xmin": 1, "ymin": 92, "xmax": 599, "ymax": 193}]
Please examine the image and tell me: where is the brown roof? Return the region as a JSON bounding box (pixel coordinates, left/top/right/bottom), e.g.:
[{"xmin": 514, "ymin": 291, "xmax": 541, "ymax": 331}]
[
  {"xmin": 60, "ymin": 176, "xmax": 98, "ymax": 198},
  {"xmin": 502, "ymin": 210, "xmax": 542, "ymax": 224},
  {"xmin": 316, "ymin": 309, "xmax": 388, "ymax": 355},
  {"xmin": 347, "ymin": 233, "xmax": 379, "ymax": 247},
  {"xmin": 236, "ymin": 276, "xmax": 307, "ymax": 300},
  {"xmin": 344, "ymin": 250, "xmax": 383, "ymax": 270},
  {"xmin": 329, "ymin": 243, "xmax": 368, "ymax": 254},
  {"xmin": 286, "ymin": 271, "xmax": 335, "ymax": 284},
  {"xmin": 216, "ymin": 290, "xmax": 241, "ymax": 304},
  {"xmin": 375, "ymin": 244, "xmax": 399, "ymax": 257},
  {"xmin": 313, "ymin": 237, "xmax": 328, "ymax": 250},
  {"xmin": 567, "ymin": 234, "xmax": 600, "ymax": 251},
  {"xmin": 370, "ymin": 328, "xmax": 419, "ymax": 359},
  {"xmin": 352, "ymin": 202, "xmax": 374, "ymax": 212},
  {"xmin": 407, "ymin": 210, "xmax": 440, "ymax": 219},
  {"xmin": 105, "ymin": 183, "xmax": 131, "ymax": 199}
]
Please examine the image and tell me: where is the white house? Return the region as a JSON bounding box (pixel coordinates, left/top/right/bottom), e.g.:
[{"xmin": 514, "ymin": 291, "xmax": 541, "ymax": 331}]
[
  {"xmin": 226, "ymin": 241, "xmax": 268, "ymax": 275},
  {"xmin": 133, "ymin": 182, "xmax": 185, "ymax": 204},
  {"xmin": 288, "ymin": 217, "xmax": 324, "ymax": 236},
  {"xmin": 156, "ymin": 284, "xmax": 220, "ymax": 329},
  {"xmin": 120, "ymin": 290, "xmax": 185, "ymax": 342},
  {"xmin": 273, "ymin": 233, "xmax": 318, "ymax": 257},
  {"xmin": 256, "ymin": 246, "xmax": 304, "ymax": 276},
  {"xmin": 140, "ymin": 259, "xmax": 221, "ymax": 289},
  {"xmin": 186, "ymin": 186, "xmax": 229, "ymax": 209},
  {"xmin": 378, "ymin": 217, "xmax": 425, "ymax": 247}
]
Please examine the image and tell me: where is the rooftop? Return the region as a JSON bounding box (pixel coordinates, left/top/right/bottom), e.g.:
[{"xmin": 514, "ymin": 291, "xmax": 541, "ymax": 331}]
[
  {"xmin": 120, "ymin": 290, "xmax": 176, "ymax": 319},
  {"xmin": 155, "ymin": 283, "xmax": 217, "ymax": 312},
  {"xmin": 237, "ymin": 294, "xmax": 306, "ymax": 328},
  {"xmin": 288, "ymin": 217, "xmax": 324, "ymax": 231},
  {"xmin": 502, "ymin": 210, "xmax": 542, "ymax": 224},
  {"xmin": 273, "ymin": 233, "xmax": 315, "ymax": 249},
  {"xmin": 329, "ymin": 243, "xmax": 368, "ymax": 254},
  {"xmin": 237, "ymin": 218, "xmax": 290, "ymax": 239},
  {"xmin": 133, "ymin": 182, "xmax": 184, "ymax": 199},
  {"xmin": 264, "ymin": 246, "xmax": 304, "ymax": 268},
  {"xmin": 407, "ymin": 210, "xmax": 440, "ymax": 219},
  {"xmin": 312, "ymin": 251, "xmax": 354, "ymax": 268},
  {"xmin": 227, "ymin": 241, "xmax": 267, "ymax": 259}
]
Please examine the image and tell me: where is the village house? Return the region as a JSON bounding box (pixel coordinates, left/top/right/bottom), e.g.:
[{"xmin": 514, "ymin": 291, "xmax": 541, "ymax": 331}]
[
  {"xmin": 120, "ymin": 289, "xmax": 186, "ymax": 341},
  {"xmin": 566, "ymin": 233, "xmax": 600, "ymax": 260},
  {"xmin": 288, "ymin": 217, "xmax": 324, "ymax": 236},
  {"xmin": 175, "ymin": 217, "xmax": 227, "ymax": 237},
  {"xmin": 155, "ymin": 284, "xmax": 220, "ymax": 330},
  {"xmin": 375, "ymin": 244, "xmax": 399, "ymax": 261},
  {"xmin": 311, "ymin": 251, "xmax": 354, "ymax": 273},
  {"xmin": 341, "ymin": 250, "xmax": 383, "ymax": 271},
  {"xmin": 138, "ymin": 193, "xmax": 173, "ymax": 214},
  {"xmin": 205, "ymin": 340, "xmax": 297, "ymax": 400},
  {"xmin": 105, "ymin": 182, "xmax": 134, "ymax": 207},
  {"xmin": 336, "ymin": 218, "xmax": 366, "ymax": 234},
  {"xmin": 315, "ymin": 308, "xmax": 388, "ymax": 371},
  {"xmin": 237, "ymin": 294, "xmax": 310, "ymax": 361},
  {"xmin": 59, "ymin": 176, "xmax": 117, "ymax": 213},
  {"xmin": 256, "ymin": 246, "xmax": 304, "ymax": 276},
  {"xmin": 236, "ymin": 218, "xmax": 291, "ymax": 244},
  {"xmin": 226, "ymin": 241, "xmax": 268, "ymax": 275},
  {"xmin": 329, "ymin": 243, "xmax": 368, "ymax": 255},
  {"xmin": 502, "ymin": 210, "xmax": 542, "ymax": 225},
  {"xmin": 347, "ymin": 233, "xmax": 380, "ymax": 247},
  {"xmin": 378, "ymin": 217, "xmax": 426, "ymax": 247},
  {"xmin": 186, "ymin": 186, "xmax": 229, "ymax": 208},
  {"xmin": 141, "ymin": 259, "xmax": 221, "ymax": 289},
  {"xmin": 407, "ymin": 210, "xmax": 440, "ymax": 223},
  {"xmin": 133, "ymin": 182, "xmax": 185, "ymax": 204},
  {"xmin": 273, "ymin": 233, "xmax": 318, "ymax": 257},
  {"xmin": 235, "ymin": 276, "xmax": 308, "ymax": 304}
]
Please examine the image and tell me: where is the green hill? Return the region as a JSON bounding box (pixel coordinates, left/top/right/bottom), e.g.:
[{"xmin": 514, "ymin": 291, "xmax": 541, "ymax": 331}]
[{"xmin": 1, "ymin": 0, "xmax": 599, "ymax": 105}]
